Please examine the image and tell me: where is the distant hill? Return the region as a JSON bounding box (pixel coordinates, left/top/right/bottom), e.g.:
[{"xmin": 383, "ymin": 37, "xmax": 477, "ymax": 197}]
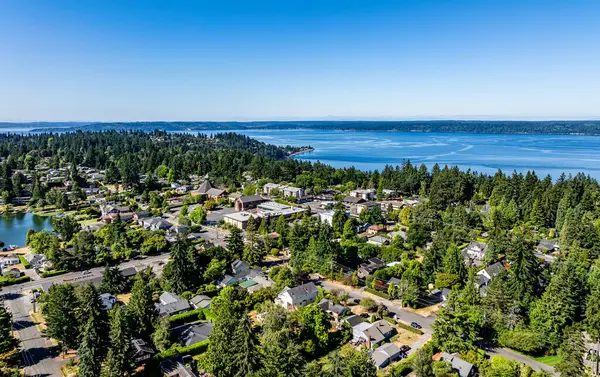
[{"xmin": 8, "ymin": 120, "xmax": 600, "ymax": 135}]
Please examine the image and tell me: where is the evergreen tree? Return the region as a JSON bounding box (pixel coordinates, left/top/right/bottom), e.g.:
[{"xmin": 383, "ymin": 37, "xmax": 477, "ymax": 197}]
[
  {"xmin": 152, "ymin": 316, "xmax": 172, "ymax": 352},
  {"xmin": 77, "ymin": 316, "xmax": 104, "ymax": 377},
  {"xmin": 232, "ymin": 313, "xmax": 261, "ymax": 377},
  {"xmin": 102, "ymin": 306, "xmax": 131, "ymax": 377},
  {"xmin": 0, "ymin": 305, "xmax": 16, "ymax": 354},
  {"xmin": 43, "ymin": 284, "xmax": 80, "ymax": 354},
  {"xmin": 128, "ymin": 277, "xmax": 158, "ymax": 337},
  {"xmin": 100, "ymin": 265, "xmax": 126, "ymax": 295},
  {"xmin": 529, "ymin": 199, "xmax": 545, "ymax": 228},
  {"xmin": 162, "ymin": 237, "xmax": 194, "ymax": 294},
  {"xmin": 555, "ymin": 326, "xmax": 586, "ymax": 377},
  {"xmin": 227, "ymin": 227, "xmax": 245, "ymax": 257},
  {"xmin": 443, "ymin": 244, "xmax": 467, "ymax": 283}
]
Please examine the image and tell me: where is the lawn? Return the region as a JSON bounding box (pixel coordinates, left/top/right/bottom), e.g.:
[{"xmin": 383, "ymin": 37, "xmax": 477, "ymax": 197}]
[{"xmin": 533, "ymin": 354, "xmax": 562, "ymax": 366}]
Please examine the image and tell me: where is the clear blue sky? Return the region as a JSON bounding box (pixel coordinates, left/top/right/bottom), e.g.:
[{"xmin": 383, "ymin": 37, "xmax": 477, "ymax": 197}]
[{"xmin": 1, "ymin": 0, "xmax": 599, "ymax": 121}]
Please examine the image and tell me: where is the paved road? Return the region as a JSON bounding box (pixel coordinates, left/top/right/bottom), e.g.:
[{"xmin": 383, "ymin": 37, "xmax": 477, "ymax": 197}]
[
  {"xmin": 487, "ymin": 347, "xmax": 555, "ymax": 373},
  {"xmin": 4, "ymin": 293, "xmax": 64, "ymax": 377}
]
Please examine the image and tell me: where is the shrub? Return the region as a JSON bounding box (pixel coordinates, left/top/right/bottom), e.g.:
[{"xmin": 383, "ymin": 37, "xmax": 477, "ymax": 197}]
[
  {"xmin": 154, "ymin": 340, "xmax": 209, "ymax": 361},
  {"xmin": 0, "ymin": 275, "xmax": 30, "ymax": 286},
  {"xmin": 364, "ymin": 287, "xmax": 391, "ymax": 299},
  {"xmin": 40, "ymin": 270, "xmax": 67, "ymax": 278},
  {"xmin": 360, "ymin": 298, "xmax": 377, "ymax": 311},
  {"xmin": 169, "ymin": 308, "xmax": 215, "ymax": 326},
  {"xmin": 499, "ymin": 329, "xmax": 545, "ymax": 354}
]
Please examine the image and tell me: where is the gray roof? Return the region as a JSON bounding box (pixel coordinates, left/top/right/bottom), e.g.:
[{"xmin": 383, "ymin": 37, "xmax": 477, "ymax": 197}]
[
  {"xmin": 344, "ymin": 315, "xmax": 363, "ymax": 327},
  {"xmin": 206, "ymin": 188, "xmax": 225, "ymax": 197},
  {"xmin": 537, "ymin": 239, "xmax": 559, "ymax": 250},
  {"xmin": 440, "ymin": 352, "xmax": 475, "ymax": 377},
  {"xmin": 157, "ymin": 292, "xmax": 190, "ymax": 317},
  {"xmin": 482, "ymin": 262, "xmax": 505, "ymax": 278},
  {"xmin": 160, "ymin": 357, "xmax": 196, "ymax": 377},
  {"xmin": 318, "ymin": 299, "xmax": 349, "ymax": 316},
  {"xmin": 177, "ymin": 322, "xmax": 213, "ymax": 346},
  {"xmin": 343, "ymin": 196, "xmax": 364, "ymax": 204},
  {"xmin": 286, "ymin": 282, "xmax": 318, "ymax": 300},
  {"xmin": 198, "ymin": 180, "xmax": 214, "ymax": 194},
  {"xmin": 190, "ymin": 295, "xmax": 211, "ymax": 309},
  {"xmin": 238, "ymin": 194, "xmax": 264, "ymax": 204},
  {"xmin": 131, "ymin": 338, "xmax": 154, "ymax": 356}
]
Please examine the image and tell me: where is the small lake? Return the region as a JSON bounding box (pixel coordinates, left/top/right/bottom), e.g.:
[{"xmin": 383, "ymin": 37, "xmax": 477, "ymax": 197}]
[{"xmin": 0, "ymin": 213, "xmax": 53, "ymax": 247}]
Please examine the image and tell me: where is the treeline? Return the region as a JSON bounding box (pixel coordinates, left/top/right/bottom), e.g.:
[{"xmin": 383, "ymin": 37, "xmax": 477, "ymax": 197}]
[{"xmin": 17, "ymin": 120, "xmax": 600, "ymax": 136}]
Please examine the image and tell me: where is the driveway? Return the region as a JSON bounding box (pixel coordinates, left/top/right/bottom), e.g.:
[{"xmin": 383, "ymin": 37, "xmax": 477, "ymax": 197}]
[{"xmin": 4, "ymin": 292, "xmax": 65, "ymax": 377}]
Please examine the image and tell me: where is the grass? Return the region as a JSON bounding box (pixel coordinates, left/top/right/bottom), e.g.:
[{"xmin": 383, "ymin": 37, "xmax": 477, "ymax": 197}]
[
  {"xmin": 533, "ymin": 354, "xmax": 562, "ymax": 366},
  {"xmin": 18, "ymin": 255, "xmax": 31, "ymax": 269}
]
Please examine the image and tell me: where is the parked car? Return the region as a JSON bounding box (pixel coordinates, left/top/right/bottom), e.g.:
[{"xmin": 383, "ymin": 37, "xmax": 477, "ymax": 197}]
[
  {"xmin": 410, "ymin": 322, "xmax": 422, "ymax": 329},
  {"xmin": 399, "ymin": 345, "xmax": 411, "ymax": 353}
]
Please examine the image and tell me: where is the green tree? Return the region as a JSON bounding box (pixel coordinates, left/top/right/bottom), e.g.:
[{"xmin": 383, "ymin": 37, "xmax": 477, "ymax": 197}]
[
  {"xmin": 100, "ymin": 265, "xmax": 126, "ymax": 294},
  {"xmin": 53, "ymin": 215, "xmax": 81, "ymax": 241},
  {"xmin": 102, "ymin": 306, "xmax": 132, "ymax": 377},
  {"xmin": 162, "ymin": 237, "xmax": 195, "ymax": 294},
  {"xmin": 413, "ymin": 348, "xmax": 434, "ymax": 377},
  {"xmin": 0, "ymin": 305, "xmax": 16, "ymax": 354},
  {"xmin": 43, "ymin": 284, "xmax": 80, "ymax": 354},
  {"xmin": 152, "ymin": 316, "xmax": 172, "ymax": 352},
  {"xmin": 77, "ymin": 316, "xmax": 104, "ymax": 377},
  {"xmin": 128, "ymin": 277, "xmax": 158, "ymax": 337},
  {"xmin": 332, "ymin": 209, "xmax": 348, "ymax": 235},
  {"xmin": 300, "ymin": 305, "xmax": 332, "ymax": 351},
  {"xmin": 231, "ymin": 313, "xmax": 261, "ymax": 377},
  {"xmin": 189, "ymin": 206, "xmax": 207, "ymax": 225},
  {"xmin": 555, "ymin": 326, "xmax": 586, "ymax": 377},
  {"xmin": 227, "ymin": 227, "xmax": 245, "ymax": 257}
]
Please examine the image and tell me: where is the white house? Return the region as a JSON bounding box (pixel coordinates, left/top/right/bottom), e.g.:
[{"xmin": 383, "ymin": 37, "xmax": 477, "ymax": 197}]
[
  {"xmin": 349, "ymin": 189, "xmax": 376, "ymax": 201},
  {"xmin": 319, "ymin": 210, "xmax": 335, "ymax": 226},
  {"xmin": 0, "ymin": 255, "xmax": 20, "ymax": 269},
  {"xmin": 275, "ymin": 282, "xmax": 318, "ymax": 310}
]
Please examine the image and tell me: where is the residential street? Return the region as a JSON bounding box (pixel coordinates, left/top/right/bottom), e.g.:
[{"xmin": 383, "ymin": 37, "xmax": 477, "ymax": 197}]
[
  {"xmin": 486, "ymin": 347, "xmax": 555, "ymax": 373},
  {"xmin": 4, "ymin": 292, "xmax": 64, "ymax": 377}
]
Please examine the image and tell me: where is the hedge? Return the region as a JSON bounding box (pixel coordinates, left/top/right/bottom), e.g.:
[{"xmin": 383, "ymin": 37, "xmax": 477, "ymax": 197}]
[
  {"xmin": 0, "ymin": 275, "xmax": 31, "ymax": 286},
  {"xmin": 154, "ymin": 340, "xmax": 209, "ymax": 361},
  {"xmin": 169, "ymin": 308, "xmax": 215, "ymax": 326},
  {"xmin": 40, "ymin": 270, "xmax": 67, "ymax": 278},
  {"xmin": 364, "ymin": 287, "xmax": 391, "ymax": 300},
  {"xmin": 18, "ymin": 255, "xmax": 31, "ymax": 269}
]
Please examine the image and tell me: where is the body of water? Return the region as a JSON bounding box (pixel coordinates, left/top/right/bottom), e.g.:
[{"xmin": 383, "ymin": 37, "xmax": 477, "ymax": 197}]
[
  {"xmin": 204, "ymin": 129, "xmax": 600, "ymax": 180},
  {"xmin": 0, "ymin": 213, "xmax": 53, "ymax": 247}
]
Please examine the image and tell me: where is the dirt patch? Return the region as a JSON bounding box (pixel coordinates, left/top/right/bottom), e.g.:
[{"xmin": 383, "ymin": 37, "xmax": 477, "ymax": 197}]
[
  {"xmin": 116, "ymin": 293, "xmax": 132, "ymax": 304},
  {"xmin": 402, "ymin": 303, "xmax": 441, "ymax": 317},
  {"xmin": 392, "ymin": 327, "xmax": 420, "ymax": 346}
]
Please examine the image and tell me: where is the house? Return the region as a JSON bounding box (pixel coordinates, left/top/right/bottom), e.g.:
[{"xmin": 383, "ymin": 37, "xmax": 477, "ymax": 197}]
[
  {"xmin": 100, "ymin": 293, "xmax": 117, "ymax": 310},
  {"xmin": 156, "ymin": 292, "xmax": 190, "ymax": 317},
  {"xmin": 476, "ymin": 262, "xmax": 505, "ymax": 295},
  {"xmin": 232, "ymin": 259, "xmax": 250, "ymax": 275},
  {"xmin": 130, "ymin": 339, "xmax": 155, "ymax": 364},
  {"xmin": 380, "ymin": 200, "xmax": 403, "ymax": 212},
  {"xmin": 100, "ymin": 203, "xmax": 129, "ymax": 216},
  {"xmin": 140, "ymin": 217, "xmax": 173, "ymax": 231},
  {"xmin": 536, "ymin": 239, "xmax": 559, "ymax": 253},
  {"xmin": 177, "ymin": 322, "xmax": 213, "ymax": 346},
  {"xmin": 234, "ymin": 195, "xmax": 265, "ymax": 211},
  {"xmin": 318, "ymin": 299, "xmax": 349, "ymax": 320},
  {"xmin": 196, "ymin": 180, "xmax": 214, "ymax": 195},
  {"xmin": 367, "ymin": 224, "xmax": 384, "ymax": 235},
  {"xmin": 190, "ymin": 295, "xmax": 211, "ymax": 309},
  {"xmin": 319, "ymin": 210, "xmax": 335, "ymax": 226},
  {"xmin": 382, "ymin": 189, "xmax": 398, "ymax": 198},
  {"xmin": 1, "ymin": 268, "xmax": 21, "ymax": 278},
  {"xmin": 343, "ymin": 314, "xmax": 364, "ymax": 328},
  {"xmin": 371, "ymin": 343, "xmax": 402, "ymax": 369},
  {"xmin": 160, "ymin": 357, "xmax": 197, "ymax": 377},
  {"xmin": 350, "ymin": 189, "xmax": 376, "ymax": 201},
  {"xmin": 388, "ymin": 230, "xmax": 408, "ymax": 241},
  {"xmin": 357, "ymin": 201, "xmax": 380, "ymax": 215},
  {"xmin": 353, "ymin": 319, "xmax": 396, "ymax": 348},
  {"xmin": 23, "ymin": 253, "xmax": 48, "ymax": 269},
  {"xmin": 134, "ymin": 211, "xmax": 150, "ymax": 221},
  {"xmin": 0, "ymin": 255, "xmax": 20, "ymax": 269},
  {"xmin": 439, "ymin": 352, "xmax": 476, "ymax": 377},
  {"xmin": 275, "ymin": 282, "xmax": 319, "ymax": 310},
  {"xmin": 462, "ymin": 241, "xmax": 487, "ymax": 266},
  {"xmin": 358, "ymin": 258, "xmax": 387, "ymax": 278},
  {"xmin": 102, "ymin": 212, "xmax": 134, "ymax": 223},
  {"xmin": 282, "ymin": 186, "xmax": 304, "ymax": 199},
  {"xmin": 206, "ymin": 188, "xmax": 226, "ymax": 200},
  {"xmin": 367, "ymin": 235, "xmax": 390, "ymax": 247},
  {"xmin": 343, "ymin": 196, "xmax": 365, "ymax": 206}
]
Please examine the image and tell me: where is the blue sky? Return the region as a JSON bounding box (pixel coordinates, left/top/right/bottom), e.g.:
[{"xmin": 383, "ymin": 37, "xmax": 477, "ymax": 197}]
[{"xmin": 1, "ymin": 0, "xmax": 599, "ymax": 121}]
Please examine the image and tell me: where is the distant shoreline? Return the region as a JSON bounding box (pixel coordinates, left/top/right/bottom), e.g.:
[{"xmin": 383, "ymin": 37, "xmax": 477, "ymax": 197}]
[
  {"xmin": 5, "ymin": 119, "xmax": 600, "ymax": 136},
  {"xmin": 287, "ymin": 147, "xmax": 314, "ymax": 158}
]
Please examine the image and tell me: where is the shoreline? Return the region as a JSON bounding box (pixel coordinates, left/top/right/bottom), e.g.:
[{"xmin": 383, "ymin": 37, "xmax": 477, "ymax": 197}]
[{"xmin": 287, "ymin": 147, "xmax": 314, "ymax": 158}]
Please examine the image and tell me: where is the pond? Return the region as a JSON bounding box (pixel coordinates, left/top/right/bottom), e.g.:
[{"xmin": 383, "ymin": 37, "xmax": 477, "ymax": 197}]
[{"xmin": 0, "ymin": 213, "xmax": 53, "ymax": 247}]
